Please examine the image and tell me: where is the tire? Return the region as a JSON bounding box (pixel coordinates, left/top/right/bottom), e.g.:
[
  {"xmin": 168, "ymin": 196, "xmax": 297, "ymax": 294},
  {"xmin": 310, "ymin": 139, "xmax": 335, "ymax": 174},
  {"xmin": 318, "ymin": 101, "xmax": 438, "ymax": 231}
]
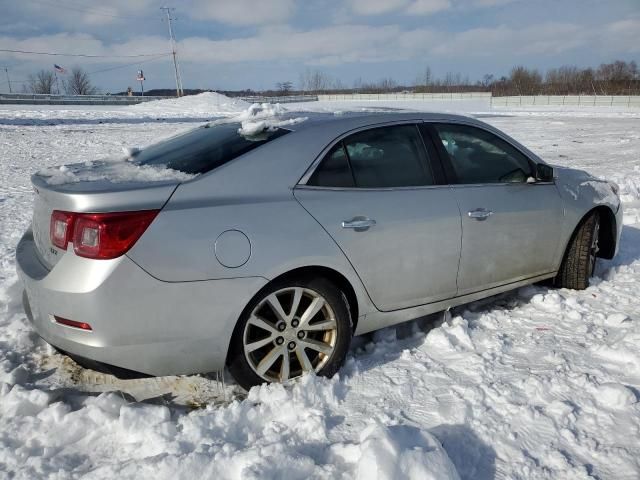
[
  {"xmin": 555, "ymin": 211, "xmax": 600, "ymax": 290},
  {"xmin": 227, "ymin": 276, "xmax": 352, "ymax": 390}
]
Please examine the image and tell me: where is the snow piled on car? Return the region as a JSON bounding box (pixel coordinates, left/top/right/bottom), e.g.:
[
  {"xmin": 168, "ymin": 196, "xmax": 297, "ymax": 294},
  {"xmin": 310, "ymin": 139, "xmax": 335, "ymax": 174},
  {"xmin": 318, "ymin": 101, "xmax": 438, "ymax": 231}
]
[
  {"xmin": 235, "ymin": 102, "xmax": 308, "ymax": 135},
  {"xmin": 1, "ymin": 96, "xmax": 640, "ymax": 479},
  {"xmin": 37, "ymin": 159, "xmax": 195, "ymax": 185},
  {"xmin": 34, "ymin": 100, "xmax": 308, "ymax": 185}
]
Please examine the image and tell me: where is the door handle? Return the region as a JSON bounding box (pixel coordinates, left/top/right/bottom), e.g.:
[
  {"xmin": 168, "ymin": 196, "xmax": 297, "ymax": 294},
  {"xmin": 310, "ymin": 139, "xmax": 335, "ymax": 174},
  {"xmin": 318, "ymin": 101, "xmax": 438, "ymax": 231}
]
[
  {"xmin": 468, "ymin": 208, "xmax": 493, "ymax": 220},
  {"xmin": 342, "ymin": 218, "xmax": 377, "ymax": 229}
]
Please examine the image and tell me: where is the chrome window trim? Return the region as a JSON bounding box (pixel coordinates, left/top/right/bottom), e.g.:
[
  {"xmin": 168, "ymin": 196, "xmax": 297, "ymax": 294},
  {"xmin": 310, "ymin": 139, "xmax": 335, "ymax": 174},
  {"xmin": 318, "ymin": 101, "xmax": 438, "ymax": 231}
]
[
  {"xmin": 294, "ymin": 184, "xmax": 450, "ymax": 193},
  {"xmin": 298, "ymin": 117, "xmax": 554, "ymax": 189},
  {"xmin": 295, "ymin": 180, "xmax": 556, "ymax": 193},
  {"xmin": 447, "ymin": 181, "xmax": 556, "ymax": 188}
]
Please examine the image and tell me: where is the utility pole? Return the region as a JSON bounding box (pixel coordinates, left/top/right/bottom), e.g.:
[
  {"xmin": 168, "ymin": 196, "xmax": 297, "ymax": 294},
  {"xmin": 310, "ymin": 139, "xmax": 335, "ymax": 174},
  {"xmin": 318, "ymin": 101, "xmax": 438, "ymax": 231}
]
[
  {"xmin": 161, "ymin": 6, "xmax": 184, "ymax": 97},
  {"xmin": 54, "ymin": 70, "xmax": 61, "ymax": 95},
  {"xmin": 3, "ymin": 67, "xmax": 11, "ymax": 93}
]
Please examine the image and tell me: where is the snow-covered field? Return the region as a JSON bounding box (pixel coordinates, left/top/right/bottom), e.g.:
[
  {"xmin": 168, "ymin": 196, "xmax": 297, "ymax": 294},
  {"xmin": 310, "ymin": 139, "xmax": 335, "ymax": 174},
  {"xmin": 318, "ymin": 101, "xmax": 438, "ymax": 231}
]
[{"xmin": 1, "ymin": 94, "xmax": 639, "ymax": 479}]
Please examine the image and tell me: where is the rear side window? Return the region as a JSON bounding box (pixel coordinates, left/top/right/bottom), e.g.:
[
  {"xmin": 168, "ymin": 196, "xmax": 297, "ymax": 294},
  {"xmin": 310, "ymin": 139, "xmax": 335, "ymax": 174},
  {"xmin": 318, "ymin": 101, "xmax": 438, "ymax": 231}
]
[
  {"xmin": 133, "ymin": 122, "xmax": 289, "ymax": 175},
  {"xmin": 308, "ymin": 124, "xmax": 433, "ymax": 188},
  {"xmin": 308, "ymin": 143, "xmax": 355, "ymax": 187},
  {"xmin": 434, "ymin": 124, "xmax": 533, "ymax": 184}
]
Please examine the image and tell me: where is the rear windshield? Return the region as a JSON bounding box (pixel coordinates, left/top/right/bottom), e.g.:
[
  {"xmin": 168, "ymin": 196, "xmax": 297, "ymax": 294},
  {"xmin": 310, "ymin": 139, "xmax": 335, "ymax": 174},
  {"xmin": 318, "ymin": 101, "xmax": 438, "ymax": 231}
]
[{"xmin": 133, "ymin": 122, "xmax": 290, "ymax": 175}]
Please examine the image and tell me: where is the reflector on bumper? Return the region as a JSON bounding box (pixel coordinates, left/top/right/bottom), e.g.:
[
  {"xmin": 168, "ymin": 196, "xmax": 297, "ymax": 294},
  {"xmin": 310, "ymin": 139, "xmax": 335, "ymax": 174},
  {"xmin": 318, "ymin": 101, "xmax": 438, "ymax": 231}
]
[{"xmin": 54, "ymin": 315, "xmax": 93, "ymax": 331}]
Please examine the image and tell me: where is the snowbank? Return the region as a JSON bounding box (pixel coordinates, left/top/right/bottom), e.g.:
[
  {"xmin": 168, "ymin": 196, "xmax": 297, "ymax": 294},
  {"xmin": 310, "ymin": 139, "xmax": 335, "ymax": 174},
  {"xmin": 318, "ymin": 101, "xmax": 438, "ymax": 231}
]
[
  {"xmin": 130, "ymin": 91, "xmax": 249, "ymax": 117},
  {"xmin": 0, "ymin": 92, "xmax": 249, "ymax": 126},
  {"xmin": 1, "ymin": 104, "xmax": 640, "ymax": 479},
  {"xmin": 0, "ymin": 375, "xmax": 460, "ymax": 479}
]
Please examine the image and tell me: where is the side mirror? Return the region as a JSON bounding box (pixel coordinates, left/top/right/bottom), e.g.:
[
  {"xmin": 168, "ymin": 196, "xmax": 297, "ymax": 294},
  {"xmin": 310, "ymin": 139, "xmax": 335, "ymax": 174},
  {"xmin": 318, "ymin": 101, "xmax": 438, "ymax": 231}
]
[{"xmin": 535, "ymin": 163, "xmax": 554, "ymax": 182}]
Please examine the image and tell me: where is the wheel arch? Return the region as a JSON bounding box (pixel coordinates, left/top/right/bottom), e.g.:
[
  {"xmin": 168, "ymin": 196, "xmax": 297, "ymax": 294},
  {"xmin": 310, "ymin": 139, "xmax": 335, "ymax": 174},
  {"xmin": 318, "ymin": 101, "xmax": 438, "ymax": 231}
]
[
  {"xmin": 593, "ymin": 205, "xmax": 617, "ymax": 259},
  {"xmin": 264, "ymin": 266, "xmax": 360, "ymax": 331},
  {"xmin": 561, "ymin": 205, "xmax": 617, "ymax": 264},
  {"xmin": 225, "ymin": 265, "xmax": 361, "ymax": 366}
]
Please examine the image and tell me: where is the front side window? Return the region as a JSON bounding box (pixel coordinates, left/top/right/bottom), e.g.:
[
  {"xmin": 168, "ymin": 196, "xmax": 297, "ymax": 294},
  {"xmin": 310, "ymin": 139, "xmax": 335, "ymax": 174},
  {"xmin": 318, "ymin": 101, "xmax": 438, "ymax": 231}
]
[
  {"xmin": 308, "ymin": 124, "xmax": 433, "ymax": 188},
  {"xmin": 434, "ymin": 124, "xmax": 533, "ymax": 184}
]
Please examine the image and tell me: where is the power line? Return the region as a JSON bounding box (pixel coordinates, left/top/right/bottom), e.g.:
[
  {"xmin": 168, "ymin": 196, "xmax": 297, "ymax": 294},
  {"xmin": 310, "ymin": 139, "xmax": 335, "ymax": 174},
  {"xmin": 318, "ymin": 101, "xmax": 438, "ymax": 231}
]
[
  {"xmin": 86, "ymin": 55, "xmax": 170, "ymax": 75},
  {"xmin": 0, "ymin": 48, "xmax": 169, "ymax": 58},
  {"xmin": 28, "ymin": 0, "xmax": 152, "ymax": 20}
]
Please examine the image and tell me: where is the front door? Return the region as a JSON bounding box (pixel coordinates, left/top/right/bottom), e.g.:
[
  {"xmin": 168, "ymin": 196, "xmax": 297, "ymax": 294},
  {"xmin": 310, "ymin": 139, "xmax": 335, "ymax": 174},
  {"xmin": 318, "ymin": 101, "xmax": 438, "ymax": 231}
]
[{"xmin": 429, "ymin": 123, "xmax": 564, "ymax": 295}]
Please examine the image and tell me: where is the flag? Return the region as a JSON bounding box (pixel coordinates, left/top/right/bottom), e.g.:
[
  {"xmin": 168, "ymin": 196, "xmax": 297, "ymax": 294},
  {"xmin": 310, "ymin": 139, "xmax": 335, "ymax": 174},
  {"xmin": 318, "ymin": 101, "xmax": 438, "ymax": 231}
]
[
  {"xmin": 136, "ymin": 70, "xmax": 145, "ymax": 81},
  {"xmin": 53, "ymin": 64, "xmax": 66, "ymax": 74}
]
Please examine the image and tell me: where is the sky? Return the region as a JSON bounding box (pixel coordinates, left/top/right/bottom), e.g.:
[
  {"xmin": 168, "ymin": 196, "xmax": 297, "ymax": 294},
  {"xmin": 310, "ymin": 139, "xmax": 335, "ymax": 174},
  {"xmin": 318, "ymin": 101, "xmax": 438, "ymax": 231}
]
[{"xmin": 0, "ymin": 0, "xmax": 638, "ymax": 93}]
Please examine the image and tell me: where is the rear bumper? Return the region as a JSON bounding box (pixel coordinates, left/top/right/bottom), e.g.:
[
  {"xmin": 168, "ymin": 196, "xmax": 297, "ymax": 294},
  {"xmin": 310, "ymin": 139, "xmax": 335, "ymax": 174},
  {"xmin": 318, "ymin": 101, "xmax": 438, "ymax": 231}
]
[{"xmin": 16, "ymin": 229, "xmax": 267, "ymax": 376}]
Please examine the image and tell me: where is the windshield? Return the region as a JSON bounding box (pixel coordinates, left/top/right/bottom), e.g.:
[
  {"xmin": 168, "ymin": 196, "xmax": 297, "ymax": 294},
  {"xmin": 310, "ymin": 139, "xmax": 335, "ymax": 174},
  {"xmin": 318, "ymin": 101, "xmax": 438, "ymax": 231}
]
[{"xmin": 133, "ymin": 122, "xmax": 290, "ymax": 175}]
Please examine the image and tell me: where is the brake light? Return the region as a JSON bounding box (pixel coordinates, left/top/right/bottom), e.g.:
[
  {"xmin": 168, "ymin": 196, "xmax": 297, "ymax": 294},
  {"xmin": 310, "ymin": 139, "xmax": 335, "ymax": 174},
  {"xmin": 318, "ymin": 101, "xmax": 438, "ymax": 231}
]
[
  {"xmin": 50, "ymin": 210, "xmax": 159, "ymax": 259},
  {"xmin": 50, "ymin": 210, "xmax": 74, "ymax": 249}
]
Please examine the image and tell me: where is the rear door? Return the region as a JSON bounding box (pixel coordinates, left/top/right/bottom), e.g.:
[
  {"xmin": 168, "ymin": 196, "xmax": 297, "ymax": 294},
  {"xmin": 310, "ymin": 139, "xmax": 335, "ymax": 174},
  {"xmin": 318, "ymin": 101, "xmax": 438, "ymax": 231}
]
[
  {"xmin": 428, "ymin": 123, "xmax": 564, "ymax": 295},
  {"xmin": 295, "ymin": 123, "xmax": 462, "ymax": 312}
]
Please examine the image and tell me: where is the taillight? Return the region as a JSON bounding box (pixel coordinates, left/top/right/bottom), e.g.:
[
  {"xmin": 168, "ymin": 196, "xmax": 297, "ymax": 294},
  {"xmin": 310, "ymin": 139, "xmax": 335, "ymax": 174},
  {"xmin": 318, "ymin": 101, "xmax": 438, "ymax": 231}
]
[
  {"xmin": 50, "ymin": 210, "xmax": 75, "ymax": 249},
  {"xmin": 50, "ymin": 210, "xmax": 159, "ymax": 259}
]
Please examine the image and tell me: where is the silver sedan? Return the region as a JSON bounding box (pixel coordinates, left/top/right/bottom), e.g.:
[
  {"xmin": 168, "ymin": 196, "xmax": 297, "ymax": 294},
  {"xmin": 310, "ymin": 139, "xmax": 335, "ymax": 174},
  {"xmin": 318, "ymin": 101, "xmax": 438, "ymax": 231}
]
[{"xmin": 16, "ymin": 112, "xmax": 622, "ymax": 389}]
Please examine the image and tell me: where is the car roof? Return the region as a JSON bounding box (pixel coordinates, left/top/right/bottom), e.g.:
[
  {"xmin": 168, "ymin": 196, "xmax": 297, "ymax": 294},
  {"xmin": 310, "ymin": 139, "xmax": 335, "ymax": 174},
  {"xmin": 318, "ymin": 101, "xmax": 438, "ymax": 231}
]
[{"xmin": 280, "ymin": 110, "xmax": 484, "ymax": 133}]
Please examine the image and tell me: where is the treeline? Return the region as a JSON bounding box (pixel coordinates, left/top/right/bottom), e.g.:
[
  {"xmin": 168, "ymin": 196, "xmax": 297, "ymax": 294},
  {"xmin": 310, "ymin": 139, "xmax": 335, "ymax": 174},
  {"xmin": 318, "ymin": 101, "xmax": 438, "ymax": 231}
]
[
  {"xmin": 489, "ymin": 61, "xmax": 639, "ymax": 96},
  {"xmin": 24, "ymin": 67, "xmax": 98, "ymax": 95},
  {"xmin": 18, "ymin": 59, "xmax": 639, "ymax": 98},
  {"xmin": 294, "ymin": 60, "xmax": 639, "ymax": 96}
]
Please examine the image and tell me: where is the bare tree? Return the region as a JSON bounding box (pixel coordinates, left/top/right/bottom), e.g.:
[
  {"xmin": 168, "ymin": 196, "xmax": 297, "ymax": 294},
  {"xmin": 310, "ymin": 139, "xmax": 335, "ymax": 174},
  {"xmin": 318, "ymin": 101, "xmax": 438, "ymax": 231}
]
[
  {"xmin": 63, "ymin": 67, "xmax": 98, "ymax": 95},
  {"xmin": 27, "ymin": 70, "xmax": 56, "ymax": 94},
  {"xmin": 595, "ymin": 60, "xmax": 638, "ymax": 95},
  {"xmin": 481, "ymin": 74, "xmax": 494, "ymax": 88},
  {"xmin": 299, "ymin": 68, "xmax": 331, "ymax": 92},
  {"xmin": 331, "ymin": 78, "xmax": 345, "ymax": 91},
  {"xmin": 376, "ymin": 77, "xmax": 397, "ymax": 92},
  {"xmin": 415, "ymin": 66, "xmax": 432, "ymax": 90},
  {"xmin": 276, "ymin": 81, "xmax": 293, "ymax": 96},
  {"xmin": 509, "ymin": 66, "xmax": 542, "ymax": 95}
]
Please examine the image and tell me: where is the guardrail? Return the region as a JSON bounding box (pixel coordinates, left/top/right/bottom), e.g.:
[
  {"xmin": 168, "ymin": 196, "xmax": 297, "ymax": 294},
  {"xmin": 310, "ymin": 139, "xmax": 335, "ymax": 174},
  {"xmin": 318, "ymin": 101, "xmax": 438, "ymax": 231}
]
[
  {"xmin": 318, "ymin": 92, "xmax": 492, "ymax": 101},
  {"xmin": 490, "ymin": 95, "xmax": 640, "ymax": 107},
  {"xmin": 239, "ymin": 94, "xmax": 318, "ymax": 104},
  {"xmin": 0, "ymin": 93, "xmax": 174, "ymax": 105}
]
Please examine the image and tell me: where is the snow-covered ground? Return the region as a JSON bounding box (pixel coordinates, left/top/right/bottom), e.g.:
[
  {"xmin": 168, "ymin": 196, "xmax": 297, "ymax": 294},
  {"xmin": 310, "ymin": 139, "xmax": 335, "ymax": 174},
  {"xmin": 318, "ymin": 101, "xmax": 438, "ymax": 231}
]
[{"xmin": 1, "ymin": 94, "xmax": 639, "ymax": 479}]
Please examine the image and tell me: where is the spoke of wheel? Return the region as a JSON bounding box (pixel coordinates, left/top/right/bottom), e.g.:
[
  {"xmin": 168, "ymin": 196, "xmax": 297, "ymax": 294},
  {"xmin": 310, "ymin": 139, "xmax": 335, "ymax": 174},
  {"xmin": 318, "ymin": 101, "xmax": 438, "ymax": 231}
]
[
  {"xmin": 304, "ymin": 318, "xmax": 337, "ymax": 332},
  {"xmin": 256, "ymin": 346, "xmax": 283, "ymax": 375},
  {"xmin": 289, "ymin": 287, "xmax": 303, "ymax": 320},
  {"xmin": 266, "ymin": 294, "xmax": 288, "ymax": 323},
  {"xmin": 299, "ymin": 296, "xmax": 325, "ymax": 328},
  {"xmin": 296, "ymin": 345, "xmax": 313, "ymax": 372},
  {"xmin": 299, "ymin": 338, "xmax": 333, "ymax": 356},
  {"xmin": 280, "ymin": 351, "xmax": 291, "ymax": 381},
  {"xmin": 247, "ymin": 315, "xmax": 278, "ymax": 335},
  {"xmin": 245, "ymin": 335, "xmax": 275, "ymax": 353}
]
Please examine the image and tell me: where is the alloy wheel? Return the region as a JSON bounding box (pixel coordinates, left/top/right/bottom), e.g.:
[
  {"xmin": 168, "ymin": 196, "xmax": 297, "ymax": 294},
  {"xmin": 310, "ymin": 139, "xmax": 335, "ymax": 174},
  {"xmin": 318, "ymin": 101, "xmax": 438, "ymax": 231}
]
[{"xmin": 242, "ymin": 287, "xmax": 338, "ymax": 383}]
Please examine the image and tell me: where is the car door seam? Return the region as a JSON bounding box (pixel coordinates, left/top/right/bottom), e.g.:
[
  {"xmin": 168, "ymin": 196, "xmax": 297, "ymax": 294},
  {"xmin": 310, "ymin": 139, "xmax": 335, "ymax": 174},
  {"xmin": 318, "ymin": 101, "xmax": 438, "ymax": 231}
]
[
  {"xmin": 291, "ymin": 189, "xmax": 381, "ymax": 312},
  {"xmin": 450, "ymin": 184, "xmax": 464, "ymax": 296}
]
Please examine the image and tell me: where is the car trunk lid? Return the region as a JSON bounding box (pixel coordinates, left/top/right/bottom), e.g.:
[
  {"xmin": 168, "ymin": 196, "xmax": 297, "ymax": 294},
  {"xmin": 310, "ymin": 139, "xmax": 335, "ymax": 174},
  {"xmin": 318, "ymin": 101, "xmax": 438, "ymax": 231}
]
[{"xmin": 31, "ymin": 168, "xmax": 181, "ymax": 269}]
